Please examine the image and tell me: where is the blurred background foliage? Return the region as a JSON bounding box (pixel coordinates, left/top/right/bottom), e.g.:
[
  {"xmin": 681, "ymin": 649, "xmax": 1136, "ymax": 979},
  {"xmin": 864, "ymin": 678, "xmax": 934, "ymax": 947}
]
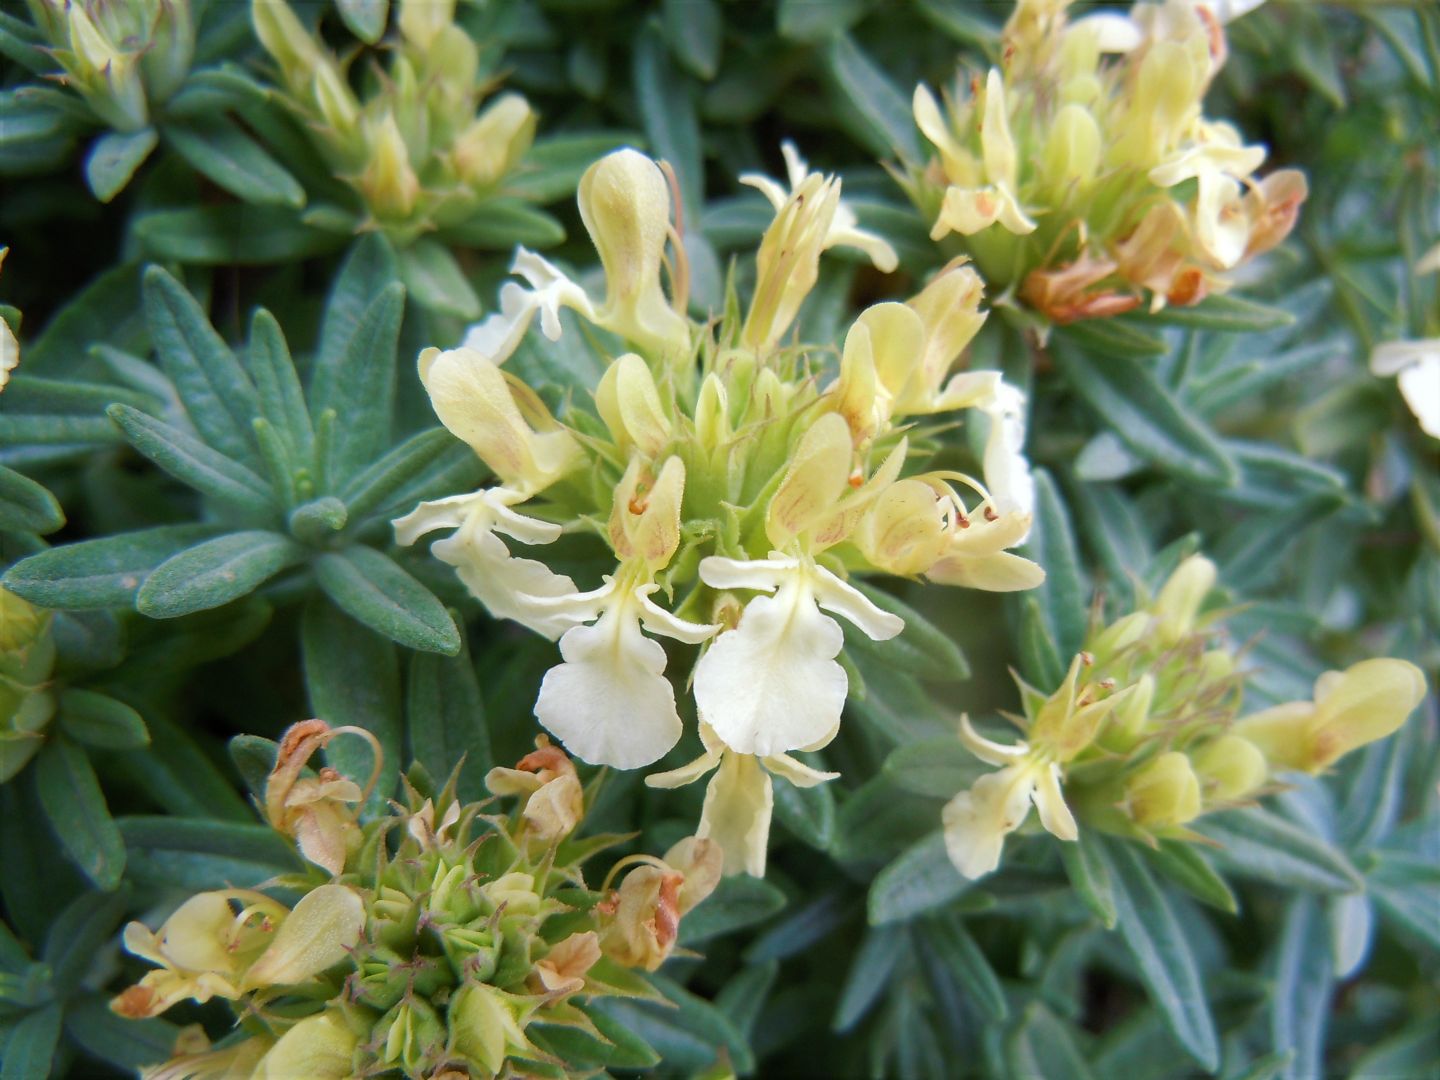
[{"xmin": 0, "ymin": 0, "xmax": 1437, "ymax": 1077}]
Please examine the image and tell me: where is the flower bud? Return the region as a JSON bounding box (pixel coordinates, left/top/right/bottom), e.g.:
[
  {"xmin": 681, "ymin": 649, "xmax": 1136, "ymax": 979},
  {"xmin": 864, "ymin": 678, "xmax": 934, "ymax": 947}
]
[
  {"xmin": 1125, "ymin": 751, "xmax": 1202, "ymax": 829},
  {"xmin": 1044, "ymin": 104, "xmax": 1102, "ymax": 188},
  {"xmin": 65, "ymin": 5, "xmax": 148, "ymax": 130},
  {"xmin": 854, "ymin": 478, "xmax": 948, "ymax": 577},
  {"xmin": 313, "ymin": 62, "xmax": 361, "ymax": 146},
  {"xmin": 139, "ymin": 0, "xmax": 195, "ymax": 105},
  {"xmin": 743, "ymin": 171, "xmax": 841, "ymax": 351},
  {"xmin": 1150, "ymin": 554, "xmax": 1217, "ymax": 645},
  {"xmin": 397, "ymin": 0, "xmax": 454, "ymax": 50},
  {"xmin": 595, "ymin": 352, "xmax": 672, "ymax": 456},
  {"xmin": 906, "ymin": 263, "xmax": 987, "ymax": 404},
  {"xmin": 766, "ymin": 412, "xmax": 853, "ymax": 549},
  {"xmin": 453, "ymin": 94, "xmax": 536, "ymax": 188},
  {"xmin": 1109, "ymin": 671, "xmax": 1155, "ymax": 739},
  {"xmin": 578, "ymin": 150, "xmax": 689, "ymax": 356},
  {"xmin": 254, "ymin": 1008, "xmax": 359, "ymax": 1080},
  {"xmin": 379, "ymin": 997, "xmax": 445, "ymax": 1074},
  {"xmin": 359, "ymin": 113, "xmax": 421, "ymax": 221},
  {"xmin": 608, "ymin": 456, "xmax": 686, "ymax": 571},
  {"xmin": 1190, "ymin": 734, "xmax": 1267, "ymax": 802},
  {"xmin": 694, "ymin": 372, "xmax": 731, "ymax": 452},
  {"xmin": 243, "ymin": 884, "xmax": 365, "ymax": 989},
  {"xmin": 251, "ymin": 0, "xmax": 323, "ymax": 93},
  {"xmin": 481, "ymin": 872, "xmax": 542, "ymax": 918},
  {"xmin": 418, "ymin": 346, "xmax": 582, "ymax": 494},
  {"xmin": 450, "ymin": 985, "xmax": 533, "ymax": 1074},
  {"xmin": 1088, "ymin": 612, "xmax": 1151, "ymax": 667}
]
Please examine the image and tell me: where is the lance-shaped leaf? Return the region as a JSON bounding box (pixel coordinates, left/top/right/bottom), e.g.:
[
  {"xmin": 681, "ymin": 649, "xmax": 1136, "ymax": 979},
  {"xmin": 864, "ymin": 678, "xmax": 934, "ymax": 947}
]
[
  {"xmin": 3, "ymin": 524, "xmax": 220, "ymax": 609},
  {"xmin": 314, "ymin": 546, "xmax": 459, "ymax": 655},
  {"xmin": 137, "ymin": 531, "xmax": 308, "ymax": 618},
  {"xmin": 244, "ymin": 309, "xmax": 312, "ymax": 463},
  {"xmin": 825, "ymin": 34, "xmax": 922, "ymax": 163},
  {"xmin": 164, "ymin": 118, "xmax": 305, "ymax": 209},
  {"xmin": 107, "ymin": 404, "xmax": 275, "ymax": 516},
  {"xmin": 0, "ymin": 466, "xmax": 63, "ymax": 534},
  {"xmin": 34, "ymin": 735, "xmax": 125, "ymax": 891},
  {"xmin": 406, "ymin": 629, "xmax": 491, "ymax": 803},
  {"xmin": 313, "ymin": 284, "xmax": 404, "ymax": 486}
]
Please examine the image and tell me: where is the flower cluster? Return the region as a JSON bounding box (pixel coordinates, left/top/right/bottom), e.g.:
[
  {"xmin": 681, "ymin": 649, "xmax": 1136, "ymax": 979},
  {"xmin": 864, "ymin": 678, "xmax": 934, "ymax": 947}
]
[
  {"xmin": 22, "ymin": 0, "xmax": 195, "ymax": 133},
  {"xmin": 114, "ymin": 721, "xmax": 721, "ymax": 1080},
  {"xmin": 398, "ymin": 145, "xmax": 1046, "ymax": 876},
  {"xmin": 904, "ymin": 0, "xmax": 1307, "ymax": 324},
  {"xmin": 0, "ymin": 588, "xmax": 54, "ymax": 782},
  {"xmin": 251, "ymin": 0, "xmax": 536, "ymax": 245},
  {"xmin": 942, "ymin": 555, "xmax": 1427, "ymax": 878}
]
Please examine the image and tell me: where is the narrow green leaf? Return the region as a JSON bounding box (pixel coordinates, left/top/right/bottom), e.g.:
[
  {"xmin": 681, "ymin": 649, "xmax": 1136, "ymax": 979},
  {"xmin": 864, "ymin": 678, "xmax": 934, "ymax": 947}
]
[
  {"xmin": 833, "ymin": 777, "xmax": 942, "ymax": 864},
  {"xmin": 340, "ymin": 428, "xmax": 461, "ymax": 526},
  {"xmin": 882, "ymin": 738, "xmax": 988, "ymax": 799},
  {"xmin": 3, "ymin": 524, "xmax": 218, "ymax": 609},
  {"xmin": 407, "ymin": 630, "xmax": 491, "ymax": 803},
  {"xmin": 1347, "ymin": 1020, "xmax": 1440, "ymax": 1080},
  {"xmin": 0, "ymin": 1002, "xmax": 61, "ymax": 1080},
  {"xmin": 677, "ymin": 875, "xmax": 787, "ymax": 945},
  {"xmin": 118, "ymin": 816, "xmax": 301, "ymax": 890},
  {"xmin": 868, "ymin": 831, "xmax": 970, "ymax": 925},
  {"xmin": 228, "ymin": 734, "xmax": 278, "ymax": 800},
  {"xmin": 1141, "ymin": 293, "xmax": 1295, "ymax": 333},
  {"xmin": 441, "ymin": 200, "xmax": 566, "ymax": 249},
  {"xmin": 633, "ymin": 20, "xmax": 703, "ymax": 215},
  {"xmin": 1060, "ymin": 831, "xmax": 1118, "ymax": 928},
  {"xmin": 1100, "ymin": 838, "xmax": 1219, "ymax": 1071},
  {"xmin": 1025, "ymin": 470, "xmax": 1088, "ymax": 660},
  {"xmin": 396, "ymin": 239, "xmax": 478, "ymax": 319},
  {"xmin": 661, "ymin": 0, "xmax": 722, "ymax": 78},
  {"xmin": 136, "ymin": 531, "xmax": 307, "ymax": 617},
  {"xmin": 1062, "ymin": 317, "xmax": 1169, "ymax": 359},
  {"xmin": 133, "ymin": 205, "xmax": 345, "ymax": 265},
  {"xmin": 772, "ymin": 773, "xmax": 836, "ymax": 850},
  {"xmin": 0, "ymin": 467, "xmax": 63, "ymax": 535},
  {"xmin": 314, "ymin": 547, "xmax": 460, "ymax": 655},
  {"xmin": 64, "ymin": 994, "xmax": 182, "ymax": 1073},
  {"xmin": 142, "ymin": 265, "xmax": 263, "ymax": 466},
  {"xmin": 1145, "ymin": 841, "xmax": 1237, "ymax": 914},
  {"xmin": 714, "ymin": 959, "xmax": 779, "ymax": 1040},
  {"xmin": 577, "ymin": 1002, "xmax": 661, "ymax": 1069},
  {"xmin": 34, "ymin": 736, "xmax": 124, "ymax": 891},
  {"xmin": 57, "ymin": 689, "xmax": 149, "ymax": 750},
  {"xmin": 302, "ymin": 599, "xmax": 402, "ymax": 813},
  {"xmin": 1054, "ymin": 346, "xmax": 1238, "ymax": 487},
  {"xmin": 925, "ymin": 913, "xmax": 1008, "ymax": 1021},
  {"xmin": 825, "ymin": 35, "xmax": 921, "ymax": 162},
  {"xmin": 1274, "ymin": 895, "xmax": 1333, "ymax": 1080},
  {"xmin": 779, "ymin": 0, "xmax": 867, "ymax": 41},
  {"xmin": 314, "ymin": 283, "xmax": 405, "ymax": 485},
  {"xmin": 832, "ymin": 924, "xmax": 904, "ymax": 1032},
  {"xmin": 336, "ymin": 0, "xmax": 388, "ymax": 42},
  {"xmin": 164, "ymin": 118, "xmax": 305, "ymax": 208},
  {"xmin": 743, "ymin": 891, "xmax": 850, "ymax": 964},
  {"xmin": 1197, "ymin": 807, "xmax": 1364, "ymax": 894},
  {"xmin": 1014, "ymin": 594, "xmax": 1066, "ymax": 691},
  {"xmin": 42, "ymin": 887, "xmax": 129, "ymax": 995},
  {"xmin": 108, "ymin": 404, "xmax": 275, "ymax": 515},
  {"xmin": 1006, "ymin": 1003, "xmax": 1097, "ymax": 1080},
  {"xmin": 1215, "ymin": 495, "xmax": 1344, "ymax": 592},
  {"xmin": 593, "ymin": 972, "xmax": 755, "ymax": 1075},
  {"xmin": 245, "ymin": 309, "xmax": 313, "ymax": 462},
  {"xmin": 848, "ymin": 580, "xmax": 969, "ymax": 680},
  {"xmin": 84, "ymin": 127, "xmax": 157, "ymax": 202}
]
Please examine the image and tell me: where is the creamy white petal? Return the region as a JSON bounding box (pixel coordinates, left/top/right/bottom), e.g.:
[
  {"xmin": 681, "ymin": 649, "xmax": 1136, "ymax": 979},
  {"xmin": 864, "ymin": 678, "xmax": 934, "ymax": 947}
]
[
  {"xmin": 697, "ymin": 553, "xmax": 800, "ymax": 592},
  {"xmin": 958, "ymin": 715, "xmax": 1030, "ymax": 767},
  {"xmin": 810, "ymin": 564, "xmax": 904, "ymax": 641},
  {"xmin": 434, "ymin": 526, "xmax": 582, "ymax": 640},
  {"xmin": 645, "ymin": 746, "xmax": 721, "ymax": 789},
  {"xmin": 461, "ymin": 281, "xmax": 536, "ymax": 364},
  {"xmin": 490, "ymin": 499, "xmax": 564, "ymax": 545},
  {"xmin": 694, "ymin": 575, "xmax": 848, "ymax": 757},
  {"xmin": 981, "ymin": 381, "xmax": 1035, "ymax": 525},
  {"xmin": 1397, "ymin": 355, "xmax": 1440, "ymax": 439},
  {"xmin": 1069, "ymin": 12, "xmax": 1144, "ymax": 51},
  {"xmin": 511, "ymin": 247, "xmax": 597, "ymax": 340},
  {"xmin": 762, "ymin": 751, "xmax": 839, "ymax": 789},
  {"xmin": 1370, "ymin": 339, "xmax": 1440, "ymax": 376},
  {"xmin": 828, "ymin": 203, "xmax": 899, "ymax": 273},
  {"xmin": 738, "ymin": 171, "xmax": 789, "ymax": 211},
  {"xmin": 698, "ymin": 751, "xmax": 774, "ymax": 877},
  {"xmin": 636, "ymin": 585, "xmax": 720, "ymax": 644},
  {"xmin": 927, "ymin": 550, "xmax": 1047, "ymax": 593},
  {"xmin": 1032, "ymin": 763, "xmax": 1078, "ymax": 841},
  {"xmin": 932, "ymin": 370, "xmax": 1003, "ymax": 413},
  {"xmin": 393, "ymin": 492, "xmax": 485, "ymax": 547},
  {"xmin": 535, "ymin": 604, "xmax": 682, "ymax": 769},
  {"xmin": 940, "ymin": 765, "xmax": 1036, "ymax": 880},
  {"xmin": 932, "ymin": 184, "xmax": 1037, "ymax": 240}
]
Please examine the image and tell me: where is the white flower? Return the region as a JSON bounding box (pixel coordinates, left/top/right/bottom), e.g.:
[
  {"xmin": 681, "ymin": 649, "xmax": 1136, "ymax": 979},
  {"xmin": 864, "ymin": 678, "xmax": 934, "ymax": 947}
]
[
  {"xmin": 461, "ymin": 247, "xmax": 597, "ymax": 360},
  {"xmin": 1371, "ymin": 339, "xmax": 1440, "ymax": 439},
  {"xmin": 693, "ymin": 554, "xmax": 902, "ymax": 757},
  {"xmin": 0, "ymin": 247, "xmax": 15, "ymax": 392},
  {"xmin": 647, "ymin": 722, "xmax": 838, "ymax": 877},
  {"xmin": 394, "ymin": 488, "xmax": 583, "ymax": 640},
  {"xmin": 532, "ymin": 571, "xmax": 716, "ymax": 770},
  {"xmin": 740, "ymin": 141, "xmax": 899, "ymax": 273},
  {"xmin": 941, "ymin": 716, "xmax": 1077, "ymax": 880},
  {"xmin": 980, "ymin": 380, "xmax": 1036, "ymax": 520}
]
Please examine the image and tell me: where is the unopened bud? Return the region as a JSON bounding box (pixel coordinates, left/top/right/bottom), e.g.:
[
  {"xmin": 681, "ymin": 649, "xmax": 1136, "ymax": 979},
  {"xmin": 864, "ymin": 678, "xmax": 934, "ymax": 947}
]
[
  {"xmin": 359, "ymin": 113, "xmax": 421, "ymax": 221},
  {"xmin": 397, "ymin": 0, "xmax": 454, "ymax": 50},
  {"xmin": 1190, "ymin": 734, "xmax": 1267, "ymax": 802},
  {"xmin": 253, "ymin": 1008, "xmax": 359, "ymax": 1080},
  {"xmin": 595, "ymin": 352, "xmax": 672, "ymax": 456},
  {"xmin": 1043, "ymin": 103, "xmax": 1102, "ymax": 187},
  {"xmin": 450, "ymin": 985, "xmax": 533, "ymax": 1075},
  {"xmin": 243, "ymin": 884, "xmax": 365, "ymax": 989},
  {"xmin": 453, "ymin": 94, "xmax": 536, "ymax": 188},
  {"xmin": 1151, "ymin": 554, "xmax": 1217, "ymax": 645},
  {"xmin": 1125, "ymin": 751, "xmax": 1201, "ymax": 828},
  {"xmin": 743, "ymin": 171, "xmax": 841, "ymax": 351},
  {"xmin": 251, "ymin": 0, "xmax": 323, "ymax": 92}
]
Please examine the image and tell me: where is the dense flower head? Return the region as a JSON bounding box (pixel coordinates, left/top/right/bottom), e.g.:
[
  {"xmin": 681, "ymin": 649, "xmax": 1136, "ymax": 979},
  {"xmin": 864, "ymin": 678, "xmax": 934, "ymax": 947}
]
[
  {"xmin": 398, "ymin": 145, "xmax": 1047, "ymax": 875},
  {"xmin": 24, "ymin": 0, "xmax": 195, "ymax": 131},
  {"xmin": 942, "ymin": 554, "xmax": 1427, "ymax": 878},
  {"xmin": 904, "ymin": 0, "xmax": 1307, "ymax": 324},
  {"xmin": 116, "ymin": 722, "xmax": 721, "ymax": 1080},
  {"xmin": 250, "ymin": 0, "xmax": 535, "ymax": 243}
]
